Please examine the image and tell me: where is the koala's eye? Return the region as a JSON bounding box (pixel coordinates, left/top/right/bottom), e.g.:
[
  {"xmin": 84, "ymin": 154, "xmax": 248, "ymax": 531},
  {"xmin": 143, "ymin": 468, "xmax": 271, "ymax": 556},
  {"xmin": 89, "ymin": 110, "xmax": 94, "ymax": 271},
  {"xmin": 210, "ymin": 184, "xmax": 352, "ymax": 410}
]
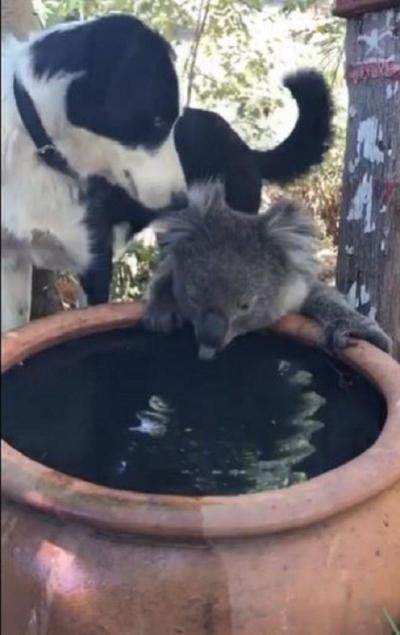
[{"xmin": 237, "ymin": 300, "xmax": 251, "ymax": 312}]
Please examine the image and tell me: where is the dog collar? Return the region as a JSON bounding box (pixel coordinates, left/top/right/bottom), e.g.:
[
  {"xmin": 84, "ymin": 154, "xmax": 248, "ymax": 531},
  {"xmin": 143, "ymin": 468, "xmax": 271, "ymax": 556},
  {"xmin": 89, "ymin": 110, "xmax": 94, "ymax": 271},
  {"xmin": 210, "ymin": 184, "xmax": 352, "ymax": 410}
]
[{"xmin": 13, "ymin": 76, "xmax": 78, "ymax": 180}]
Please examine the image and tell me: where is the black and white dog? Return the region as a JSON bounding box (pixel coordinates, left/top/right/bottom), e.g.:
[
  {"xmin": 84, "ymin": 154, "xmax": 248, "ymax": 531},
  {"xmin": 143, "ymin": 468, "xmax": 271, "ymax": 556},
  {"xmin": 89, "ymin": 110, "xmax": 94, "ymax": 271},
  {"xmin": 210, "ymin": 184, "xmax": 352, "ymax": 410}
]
[
  {"xmin": 82, "ymin": 69, "xmax": 334, "ymax": 305},
  {"xmin": 1, "ymin": 14, "xmax": 187, "ymax": 332}
]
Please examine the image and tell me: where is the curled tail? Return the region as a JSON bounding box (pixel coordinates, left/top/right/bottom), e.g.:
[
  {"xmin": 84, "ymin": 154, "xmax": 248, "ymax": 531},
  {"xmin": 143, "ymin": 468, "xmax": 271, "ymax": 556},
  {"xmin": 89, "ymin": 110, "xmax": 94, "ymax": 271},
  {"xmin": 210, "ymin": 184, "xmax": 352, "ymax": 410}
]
[{"xmin": 253, "ymin": 70, "xmax": 334, "ymax": 184}]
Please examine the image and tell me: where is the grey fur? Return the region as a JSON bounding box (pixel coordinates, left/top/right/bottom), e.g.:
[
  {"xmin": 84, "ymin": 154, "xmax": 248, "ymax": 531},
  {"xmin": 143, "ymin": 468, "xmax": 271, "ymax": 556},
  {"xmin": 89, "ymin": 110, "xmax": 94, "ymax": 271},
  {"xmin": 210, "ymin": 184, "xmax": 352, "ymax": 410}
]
[
  {"xmin": 145, "ymin": 181, "xmax": 391, "ymax": 358},
  {"xmin": 302, "ymin": 282, "xmax": 392, "ymax": 353}
]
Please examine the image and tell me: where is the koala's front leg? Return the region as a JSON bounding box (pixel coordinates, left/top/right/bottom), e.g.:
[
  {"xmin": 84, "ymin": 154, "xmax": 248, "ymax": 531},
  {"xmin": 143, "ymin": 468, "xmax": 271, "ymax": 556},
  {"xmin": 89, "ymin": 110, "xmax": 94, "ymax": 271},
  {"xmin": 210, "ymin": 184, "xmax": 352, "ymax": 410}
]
[
  {"xmin": 144, "ymin": 261, "xmax": 183, "ymax": 334},
  {"xmin": 301, "ymin": 281, "xmax": 392, "ymax": 354}
]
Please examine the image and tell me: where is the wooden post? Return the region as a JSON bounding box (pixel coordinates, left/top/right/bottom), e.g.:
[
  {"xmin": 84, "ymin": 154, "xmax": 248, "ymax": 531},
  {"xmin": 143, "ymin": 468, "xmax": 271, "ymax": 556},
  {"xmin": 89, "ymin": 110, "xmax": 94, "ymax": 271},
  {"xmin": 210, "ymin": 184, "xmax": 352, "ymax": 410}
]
[
  {"xmin": 2, "ymin": 0, "xmax": 63, "ymax": 320},
  {"xmin": 335, "ymin": 2, "xmax": 400, "ymax": 358},
  {"xmin": 334, "ymin": 0, "xmax": 400, "ymax": 18}
]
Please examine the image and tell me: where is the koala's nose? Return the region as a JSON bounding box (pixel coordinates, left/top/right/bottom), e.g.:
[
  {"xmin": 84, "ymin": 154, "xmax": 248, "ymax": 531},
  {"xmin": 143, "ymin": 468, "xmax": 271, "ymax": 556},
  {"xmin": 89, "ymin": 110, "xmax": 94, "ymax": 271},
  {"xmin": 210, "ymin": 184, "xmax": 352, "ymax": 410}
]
[
  {"xmin": 197, "ymin": 312, "xmax": 228, "ymax": 349},
  {"xmin": 170, "ymin": 191, "xmax": 188, "ymax": 211}
]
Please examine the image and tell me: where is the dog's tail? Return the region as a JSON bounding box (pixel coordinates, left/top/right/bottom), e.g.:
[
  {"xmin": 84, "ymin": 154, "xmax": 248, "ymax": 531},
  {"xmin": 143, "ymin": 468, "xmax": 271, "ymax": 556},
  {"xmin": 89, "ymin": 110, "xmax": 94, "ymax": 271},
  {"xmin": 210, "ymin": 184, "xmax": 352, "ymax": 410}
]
[{"xmin": 252, "ymin": 70, "xmax": 333, "ymax": 184}]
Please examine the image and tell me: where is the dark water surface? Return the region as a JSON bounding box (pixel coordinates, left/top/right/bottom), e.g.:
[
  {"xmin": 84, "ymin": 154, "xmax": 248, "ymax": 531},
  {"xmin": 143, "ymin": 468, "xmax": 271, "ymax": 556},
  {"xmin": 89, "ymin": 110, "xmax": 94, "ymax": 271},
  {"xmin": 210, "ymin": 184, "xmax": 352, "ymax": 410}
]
[{"xmin": 2, "ymin": 326, "xmax": 385, "ymax": 496}]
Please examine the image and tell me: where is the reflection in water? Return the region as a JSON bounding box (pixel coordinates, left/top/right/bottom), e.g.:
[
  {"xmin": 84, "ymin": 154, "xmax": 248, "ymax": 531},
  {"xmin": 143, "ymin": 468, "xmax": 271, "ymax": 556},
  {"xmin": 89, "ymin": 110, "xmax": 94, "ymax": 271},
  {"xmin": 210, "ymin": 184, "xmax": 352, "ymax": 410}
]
[
  {"xmin": 132, "ymin": 395, "xmax": 171, "ymax": 437},
  {"xmin": 2, "ymin": 327, "xmax": 384, "ymax": 496},
  {"xmin": 113, "ymin": 365, "xmax": 326, "ymax": 494}
]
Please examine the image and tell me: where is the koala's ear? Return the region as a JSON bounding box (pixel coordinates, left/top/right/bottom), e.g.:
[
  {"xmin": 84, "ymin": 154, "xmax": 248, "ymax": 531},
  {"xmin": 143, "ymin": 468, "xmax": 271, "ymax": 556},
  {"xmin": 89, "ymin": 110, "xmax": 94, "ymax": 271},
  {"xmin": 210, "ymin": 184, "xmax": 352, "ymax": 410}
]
[
  {"xmin": 153, "ymin": 208, "xmax": 201, "ymax": 251},
  {"xmin": 152, "ymin": 180, "xmax": 228, "ymax": 252},
  {"xmin": 187, "ymin": 180, "xmax": 227, "ymax": 218},
  {"xmin": 260, "ymin": 199, "xmax": 316, "ymax": 239},
  {"xmin": 259, "ymin": 199, "xmax": 318, "ymax": 270}
]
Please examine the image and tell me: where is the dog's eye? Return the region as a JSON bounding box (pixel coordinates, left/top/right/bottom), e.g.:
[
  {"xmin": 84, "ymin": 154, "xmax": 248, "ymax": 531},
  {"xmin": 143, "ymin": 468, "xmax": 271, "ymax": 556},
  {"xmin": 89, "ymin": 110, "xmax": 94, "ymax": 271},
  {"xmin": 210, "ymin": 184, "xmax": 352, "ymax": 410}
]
[{"xmin": 153, "ymin": 116, "xmax": 165, "ymax": 129}]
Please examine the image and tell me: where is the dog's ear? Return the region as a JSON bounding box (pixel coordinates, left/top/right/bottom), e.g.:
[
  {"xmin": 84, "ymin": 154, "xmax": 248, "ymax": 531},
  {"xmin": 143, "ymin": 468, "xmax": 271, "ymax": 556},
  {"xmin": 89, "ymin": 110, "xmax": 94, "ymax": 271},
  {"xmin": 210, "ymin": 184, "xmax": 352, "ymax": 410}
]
[
  {"xmin": 66, "ymin": 15, "xmax": 177, "ymax": 142},
  {"xmin": 32, "ymin": 19, "xmax": 89, "ymax": 79},
  {"xmin": 66, "ymin": 16, "xmax": 145, "ymax": 126}
]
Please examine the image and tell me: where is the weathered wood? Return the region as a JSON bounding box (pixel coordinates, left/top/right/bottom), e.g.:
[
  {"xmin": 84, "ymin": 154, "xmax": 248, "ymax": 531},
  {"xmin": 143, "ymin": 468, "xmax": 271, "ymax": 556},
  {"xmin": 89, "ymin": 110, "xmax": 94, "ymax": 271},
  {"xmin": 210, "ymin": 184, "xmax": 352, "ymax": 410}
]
[
  {"xmin": 2, "ymin": 0, "xmax": 63, "ymax": 321},
  {"xmin": 336, "ymin": 7, "xmax": 400, "ymax": 358},
  {"xmin": 334, "ymin": 0, "xmax": 400, "ymax": 19}
]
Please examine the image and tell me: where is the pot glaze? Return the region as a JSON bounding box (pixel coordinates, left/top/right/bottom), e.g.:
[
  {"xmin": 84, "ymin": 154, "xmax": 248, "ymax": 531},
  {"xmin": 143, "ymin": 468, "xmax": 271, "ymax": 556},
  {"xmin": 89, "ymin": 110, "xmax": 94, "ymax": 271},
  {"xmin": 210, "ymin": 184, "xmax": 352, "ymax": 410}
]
[{"xmin": 2, "ymin": 303, "xmax": 400, "ymax": 635}]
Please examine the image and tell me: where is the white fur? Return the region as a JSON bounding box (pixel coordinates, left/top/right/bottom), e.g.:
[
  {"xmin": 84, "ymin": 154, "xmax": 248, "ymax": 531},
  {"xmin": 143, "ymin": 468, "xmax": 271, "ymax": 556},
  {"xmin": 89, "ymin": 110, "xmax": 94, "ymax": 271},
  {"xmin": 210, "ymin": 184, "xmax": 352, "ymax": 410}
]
[
  {"xmin": 1, "ymin": 24, "xmax": 186, "ymax": 333},
  {"xmin": 278, "ymin": 274, "xmax": 310, "ymax": 316},
  {"xmin": 127, "ymin": 130, "xmax": 185, "ymax": 209}
]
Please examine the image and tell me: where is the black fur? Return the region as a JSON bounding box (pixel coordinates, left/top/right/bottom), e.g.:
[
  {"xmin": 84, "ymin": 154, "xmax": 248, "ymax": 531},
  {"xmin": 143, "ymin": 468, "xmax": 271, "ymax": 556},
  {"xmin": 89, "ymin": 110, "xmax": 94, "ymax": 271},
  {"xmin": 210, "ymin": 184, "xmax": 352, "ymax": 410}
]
[
  {"xmin": 176, "ymin": 70, "xmax": 333, "ymax": 214},
  {"xmin": 79, "ymin": 176, "xmax": 162, "ymax": 304},
  {"xmin": 33, "ymin": 15, "xmax": 179, "ymax": 149},
  {"xmin": 252, "ymin": 71, "xmax": 333, "ymax": 184}
]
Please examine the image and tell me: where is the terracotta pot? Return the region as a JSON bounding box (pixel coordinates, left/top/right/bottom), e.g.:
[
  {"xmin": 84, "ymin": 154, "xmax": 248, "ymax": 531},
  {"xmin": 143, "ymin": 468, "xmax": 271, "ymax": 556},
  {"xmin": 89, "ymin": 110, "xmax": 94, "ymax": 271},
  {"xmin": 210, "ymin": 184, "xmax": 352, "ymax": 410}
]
[{"xmin": 2, "ymin": 303, "xmax": 400, "ymax": 635}]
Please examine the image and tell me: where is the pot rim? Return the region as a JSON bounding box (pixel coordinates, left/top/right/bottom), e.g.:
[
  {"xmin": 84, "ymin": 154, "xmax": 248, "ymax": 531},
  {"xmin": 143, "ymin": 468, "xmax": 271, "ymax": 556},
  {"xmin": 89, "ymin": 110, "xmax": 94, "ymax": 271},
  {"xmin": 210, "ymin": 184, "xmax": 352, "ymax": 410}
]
[{"xmin": 2, "ymin": 303, "xmax": 400, "ymax": 539}]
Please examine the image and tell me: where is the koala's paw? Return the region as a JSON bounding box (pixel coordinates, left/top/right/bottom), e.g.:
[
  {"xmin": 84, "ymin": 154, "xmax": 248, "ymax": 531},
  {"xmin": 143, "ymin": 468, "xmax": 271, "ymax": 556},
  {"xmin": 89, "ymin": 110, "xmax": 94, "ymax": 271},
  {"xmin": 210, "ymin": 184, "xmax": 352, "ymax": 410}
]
[
  {"xmin": 323, "ymin": 318, "xmax": 392, "ymax": 354},
  {"xmin": 144, "ymin": 300, "xmax": 183, "ymax": 334}
]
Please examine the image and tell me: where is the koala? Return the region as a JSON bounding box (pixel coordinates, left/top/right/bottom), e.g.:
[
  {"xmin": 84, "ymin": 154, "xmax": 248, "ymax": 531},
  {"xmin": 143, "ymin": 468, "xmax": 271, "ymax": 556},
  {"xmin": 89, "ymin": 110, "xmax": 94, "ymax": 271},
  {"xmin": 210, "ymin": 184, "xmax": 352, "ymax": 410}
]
[{"xmin": 144, "ymin": 182, "xmax": 391, "ymax": 360}]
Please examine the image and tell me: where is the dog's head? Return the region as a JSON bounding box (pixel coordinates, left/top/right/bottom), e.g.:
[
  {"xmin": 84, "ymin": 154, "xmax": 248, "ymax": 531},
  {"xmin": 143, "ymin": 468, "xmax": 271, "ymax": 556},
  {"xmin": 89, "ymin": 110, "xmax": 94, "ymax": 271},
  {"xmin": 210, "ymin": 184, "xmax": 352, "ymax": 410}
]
[{"xmin": 31, "ymin": 14, "xmax": 186, "ymax": 209}]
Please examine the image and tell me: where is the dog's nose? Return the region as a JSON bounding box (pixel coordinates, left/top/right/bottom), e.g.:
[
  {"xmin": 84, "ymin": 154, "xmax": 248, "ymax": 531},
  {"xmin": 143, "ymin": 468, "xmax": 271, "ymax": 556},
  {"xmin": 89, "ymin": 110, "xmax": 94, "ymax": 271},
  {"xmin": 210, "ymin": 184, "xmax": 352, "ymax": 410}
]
[
  {"xmin": 170, "ymin": 191, "xmax": 188, "ymax": 211},
  {"xmin": 196, "ymin": 312, "xmax": 227, "ymax": 349}
]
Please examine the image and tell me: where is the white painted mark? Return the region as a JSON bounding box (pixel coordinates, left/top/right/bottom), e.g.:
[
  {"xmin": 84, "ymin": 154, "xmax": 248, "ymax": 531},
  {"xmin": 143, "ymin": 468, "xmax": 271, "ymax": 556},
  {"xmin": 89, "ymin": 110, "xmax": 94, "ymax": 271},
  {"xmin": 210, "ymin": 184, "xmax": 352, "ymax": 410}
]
[
  {"xmin": 364, "ymin": 220, "xmax": 376, "ymax": 235},
  {"xmin": 345, "ymin": 245, "xmax": 355, "ymax": 255},
  {"xmin": 348, "ymin": 160, "xmax": 357, "ymax": 174},
  {"xmin": 347, "ymin": 173, "xmax": 374, "ymax": 234},
  {"xmin": 386, "ymin": 82, "xmax": 399, "ymax": 99},
  {"xmin": 358, "ymin": 28, "xmax": 392, "ymax": 57},
  {"xmin": 347, "ymin": 282, "xmax": 358, "ymax": 309},
  {"xmin": 386, "ymin": 8, "xmax": 395, "ymax": 29},
  {"xmin": 356, "ymin": 117, "xmax": 384, "ymax": 164},
  {"xmin": 360, "ymin": 284, "xmax": 370, "ymax": 305}
]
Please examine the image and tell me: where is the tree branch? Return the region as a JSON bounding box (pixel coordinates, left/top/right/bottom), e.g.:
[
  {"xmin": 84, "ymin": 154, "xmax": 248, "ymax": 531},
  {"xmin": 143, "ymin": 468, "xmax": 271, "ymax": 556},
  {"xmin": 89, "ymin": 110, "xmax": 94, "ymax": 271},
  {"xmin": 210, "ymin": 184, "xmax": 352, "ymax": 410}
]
[{"xmin": 185, "ymin": 0, "xmax": 212, "ymax": 106}]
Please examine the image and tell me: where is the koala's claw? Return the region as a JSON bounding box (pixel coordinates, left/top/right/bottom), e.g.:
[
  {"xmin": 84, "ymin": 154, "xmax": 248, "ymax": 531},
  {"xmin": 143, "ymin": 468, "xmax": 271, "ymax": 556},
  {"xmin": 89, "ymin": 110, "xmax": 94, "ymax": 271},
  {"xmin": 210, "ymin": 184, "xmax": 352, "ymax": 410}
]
[
  {"xmin": 144, "ymin": 302, "xmax": 183, "ymax": 334},
  {"xmin": 323, "ymin": 319, "xmax": 392, "ymax": 354},
  {"xmin": 358, "ymin": 326, "xmax": 392, "ymax": 354}
]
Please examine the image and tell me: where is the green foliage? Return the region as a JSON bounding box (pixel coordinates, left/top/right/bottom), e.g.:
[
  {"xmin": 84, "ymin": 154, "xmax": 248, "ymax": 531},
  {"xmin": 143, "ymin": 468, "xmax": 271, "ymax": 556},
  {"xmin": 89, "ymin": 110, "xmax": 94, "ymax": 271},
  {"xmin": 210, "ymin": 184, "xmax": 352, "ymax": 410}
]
[{"xmin": 111, "ymin": 241, "xmax": 157, "ymax": 301}]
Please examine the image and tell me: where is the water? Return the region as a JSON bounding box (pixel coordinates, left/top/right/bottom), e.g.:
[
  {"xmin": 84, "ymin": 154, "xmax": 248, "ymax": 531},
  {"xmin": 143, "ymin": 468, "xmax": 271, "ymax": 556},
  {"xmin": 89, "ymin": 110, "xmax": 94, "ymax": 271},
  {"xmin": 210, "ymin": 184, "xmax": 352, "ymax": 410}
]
[{"xmin": 2, "ymin": 326, "xmax": 385, "ymax": 496}]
